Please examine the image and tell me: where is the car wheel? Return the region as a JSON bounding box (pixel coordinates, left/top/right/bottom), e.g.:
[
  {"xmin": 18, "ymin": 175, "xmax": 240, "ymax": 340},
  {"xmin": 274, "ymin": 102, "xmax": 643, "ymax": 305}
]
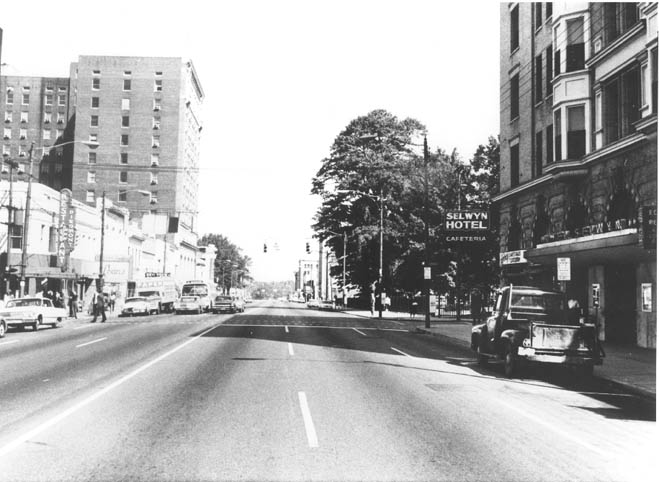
[
  {"xmin": 504, "ymin": 343, "xmax": 516, "ymax": 378},
  {"xmin": 0, "ymin": 322, "xmax": 6, "ymax": 338},
  {"xmin": 33, "ymin": 316, "xmax": 42, "ymax": 332},
  {"xmin": 198, "ymin": 307, "xmax": 202, "ymax": 314},
  {"xmin": 476, "ymin": 344, "xmax": 488, "ymax": 366}
]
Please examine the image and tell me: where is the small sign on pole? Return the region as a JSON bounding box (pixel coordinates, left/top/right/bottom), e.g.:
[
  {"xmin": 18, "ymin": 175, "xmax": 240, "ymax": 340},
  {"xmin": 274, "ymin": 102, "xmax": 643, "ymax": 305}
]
[
  {"xmin": 424, "ymin": 267, "xmax": 431, "ymax": 280},
  {"xmin": 557, "ymin": 257, "xmax": 571, "ymax": 281}
]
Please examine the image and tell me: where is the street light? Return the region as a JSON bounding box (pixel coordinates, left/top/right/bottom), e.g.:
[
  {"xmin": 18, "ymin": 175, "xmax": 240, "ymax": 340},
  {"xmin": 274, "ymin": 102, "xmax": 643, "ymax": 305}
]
[
  {"xmin": 98, "ymin": 188, "xmax": 149, "ymax": 292},
  {"xmin": 13, "ymin": 140, "xmax": 99, "ymax": 296},
  {"xmin": 337, "ymin": 188, "xmax": 385, "ymax": 319}
]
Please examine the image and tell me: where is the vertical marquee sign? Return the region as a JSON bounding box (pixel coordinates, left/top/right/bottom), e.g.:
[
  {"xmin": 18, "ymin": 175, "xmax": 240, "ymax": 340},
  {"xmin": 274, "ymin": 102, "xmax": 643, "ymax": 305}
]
[{"xmin": 57, "ymin": 189, "xmax": 76, "ymax": 271}]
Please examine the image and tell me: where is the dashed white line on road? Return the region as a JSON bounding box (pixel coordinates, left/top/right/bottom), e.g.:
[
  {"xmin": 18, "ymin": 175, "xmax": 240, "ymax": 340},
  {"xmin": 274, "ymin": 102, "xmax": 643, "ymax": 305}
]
[
  {"xmin": 288, "ymin": 343, "xmax": 295, "ymax": 356},
  {"xmin": 352, "ymin": 328, "xmax": 367, "ymax": 336},
  {"xmin": 0, "ymin": 339, "xmax": 19, "ymax": 347},
  {"xmin": 75, "ymin": 337, "xmax": 107, "ymax": 348},
  {"xmin": 298, "ymin": 392, "xmax": 319, "ymax": 448},
  {"xmin": 391, "ymin": 347, "xmax": 413, "ymax": 357},
  {"xmin": 0, "ymin": 324, "xmax": 218, "ymax": 458},
  {"xmin": 73, "ymin": 324, "xmax": 93, "ymax": 330}
]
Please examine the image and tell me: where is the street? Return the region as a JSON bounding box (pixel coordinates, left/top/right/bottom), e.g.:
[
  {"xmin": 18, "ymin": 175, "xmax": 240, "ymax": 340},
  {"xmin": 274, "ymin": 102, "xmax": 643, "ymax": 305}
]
[{"xmin": 0, "ymin": 300, "xmax": 655, "ymax": 482}]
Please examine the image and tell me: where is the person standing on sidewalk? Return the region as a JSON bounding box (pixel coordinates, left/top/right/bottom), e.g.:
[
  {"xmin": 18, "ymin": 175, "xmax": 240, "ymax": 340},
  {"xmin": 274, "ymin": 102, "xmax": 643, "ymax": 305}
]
[
  {"xmin": 91, "ymin": 290, "xmax": 107, "ymax": 323},
  {"xmin": 69, "ymin": 289, "xmax": 78, "ymax": 319}
]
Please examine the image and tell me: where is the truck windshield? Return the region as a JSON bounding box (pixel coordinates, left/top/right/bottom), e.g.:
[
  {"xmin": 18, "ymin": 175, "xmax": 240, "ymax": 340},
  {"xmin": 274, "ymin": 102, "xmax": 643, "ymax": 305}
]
[
  {"xmin": 511, "ymin": 293, "xmax": 564, "ymax": 311},
  {"xmin": 182, "ymin": 285, "xmax": 208, "ymax": 296}
]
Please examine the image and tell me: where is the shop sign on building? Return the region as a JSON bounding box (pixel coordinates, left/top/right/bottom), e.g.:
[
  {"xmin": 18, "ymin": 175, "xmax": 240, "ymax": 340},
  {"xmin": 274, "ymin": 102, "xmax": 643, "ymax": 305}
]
[
  {"xmin": 57, "ymin": 189, "xmax": 76, "ymax": 270},
  {"xmin": 500, "ymin": 250, "xmax": 527, "ymax": 266},
  {"xmin": 444, "ymin": 210, "xmax": 489, "ymax": 243},
  {"xmin": 557, "ymin": 257, "xmax": 571, "ymax": 281}
]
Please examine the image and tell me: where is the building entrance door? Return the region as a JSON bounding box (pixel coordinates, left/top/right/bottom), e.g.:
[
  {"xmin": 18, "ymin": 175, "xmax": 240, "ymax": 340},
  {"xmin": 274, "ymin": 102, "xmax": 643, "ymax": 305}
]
[{"xmin": 604, "ymin": 264, "xmax": 636, "ymax": 344}]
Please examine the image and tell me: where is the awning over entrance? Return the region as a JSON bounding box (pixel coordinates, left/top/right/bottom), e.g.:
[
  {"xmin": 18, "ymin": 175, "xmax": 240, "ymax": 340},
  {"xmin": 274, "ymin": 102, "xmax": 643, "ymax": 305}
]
[{"xmin": 526, "ymin": 229, "xmax": 651, "ymax": 266}]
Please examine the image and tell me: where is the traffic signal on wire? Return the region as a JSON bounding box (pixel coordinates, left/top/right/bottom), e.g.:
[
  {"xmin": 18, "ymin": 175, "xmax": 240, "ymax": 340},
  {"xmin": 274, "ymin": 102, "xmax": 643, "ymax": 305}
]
[
  {"xmin": 305, "ymin": 242, "xmax": 310, "ymax": 254},
  {"xmin": 263, "ymin": 243, "xmax": 267, "ymax": 253}
]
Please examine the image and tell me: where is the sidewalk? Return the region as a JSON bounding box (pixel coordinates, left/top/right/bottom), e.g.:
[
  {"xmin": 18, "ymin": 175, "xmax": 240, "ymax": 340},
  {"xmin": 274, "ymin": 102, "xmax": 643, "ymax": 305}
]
[{"xmin": 343, "ymin": 308, "xmax": 656, "ymax": 400}]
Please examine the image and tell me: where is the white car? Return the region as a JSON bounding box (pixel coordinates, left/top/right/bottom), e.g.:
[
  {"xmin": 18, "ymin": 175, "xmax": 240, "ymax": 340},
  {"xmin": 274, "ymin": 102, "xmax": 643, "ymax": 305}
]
[
  {"xmin": 174, "ymin": 296, "xmax": 204, "ymax": 314},
  {"xmin": 120, "ymin": 296, "xmax": 160, "ymax": 317},
  {"xmin": 0, "ymin": 297, "xmax": 68, "ymax": 331}
]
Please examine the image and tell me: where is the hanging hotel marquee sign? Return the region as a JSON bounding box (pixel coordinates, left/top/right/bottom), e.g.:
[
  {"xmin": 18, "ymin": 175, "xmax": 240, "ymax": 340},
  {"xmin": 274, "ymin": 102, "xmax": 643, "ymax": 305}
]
[{"xmin": 443, "ymin": 210, "xmax": 489, "ymax": 243}]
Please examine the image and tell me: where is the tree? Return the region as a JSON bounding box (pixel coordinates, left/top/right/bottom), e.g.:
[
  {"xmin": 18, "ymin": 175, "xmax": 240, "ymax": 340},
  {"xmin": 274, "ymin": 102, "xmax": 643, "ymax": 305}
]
[{"xmin": 199, "ymin": 234, "xmax": 252, "ymax": 293}]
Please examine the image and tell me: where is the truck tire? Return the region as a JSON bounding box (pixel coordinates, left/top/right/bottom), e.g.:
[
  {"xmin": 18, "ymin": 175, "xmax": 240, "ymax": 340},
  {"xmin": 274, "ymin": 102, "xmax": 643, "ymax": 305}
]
[
  {"xmin": 476, "ymin": 344, "xmax": 488, "ymax": 366},
  {"xmin": 504, "ymin": 343, "xmax": 516, "ymax": 378},
  {"xmin": 0, "ymin": 321, "xmax": 6, "ymax": 338}
]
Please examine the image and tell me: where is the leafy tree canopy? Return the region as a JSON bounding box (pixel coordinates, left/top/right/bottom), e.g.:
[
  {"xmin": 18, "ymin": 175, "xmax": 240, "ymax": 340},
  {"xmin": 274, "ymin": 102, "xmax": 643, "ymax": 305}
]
[{"xmin": 199, "ymin": 233, "xmax": 252, "ymax": 293}]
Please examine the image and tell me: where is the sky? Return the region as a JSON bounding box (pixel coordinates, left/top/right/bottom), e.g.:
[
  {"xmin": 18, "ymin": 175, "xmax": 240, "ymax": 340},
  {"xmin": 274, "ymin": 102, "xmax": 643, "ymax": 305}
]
[{"xmin": 0, "ymin": 0, "xmax": 500, "ymax": 282}]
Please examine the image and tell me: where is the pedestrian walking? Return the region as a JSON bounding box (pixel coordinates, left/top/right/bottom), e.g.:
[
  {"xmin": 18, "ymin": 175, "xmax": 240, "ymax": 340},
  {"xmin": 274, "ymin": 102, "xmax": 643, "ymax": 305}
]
[
  {"xmin": 470, "ymin": 288, "xmax": 483, "ymax": 324},
  {"xmin": 370, "ymin": 291, "xmax": 376, "ymax": 317},
  {"xmin": 69, "ymin": 289, "xmax": 78, "ymax": 319},
  {"xmin": 109, "ymin": 291, "xmax": 116, "ymax": 312},
  {"xmin": 409, "ymin": 293, "xmax": 418, "ymax": 319},
  {"xmin": 384, "ymin": 294, "xmax": 391, "ymax": 312},
  {"xmin": 91, "ymin": 290, "xmax": 107, "ymax": 323}
]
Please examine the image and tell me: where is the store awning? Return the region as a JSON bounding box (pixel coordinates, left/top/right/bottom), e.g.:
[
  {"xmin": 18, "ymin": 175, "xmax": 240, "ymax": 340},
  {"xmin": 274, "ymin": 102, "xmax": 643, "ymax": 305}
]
[{"xmin": 525, "ymin": 229, "xmax": 651, "ymax": 266}]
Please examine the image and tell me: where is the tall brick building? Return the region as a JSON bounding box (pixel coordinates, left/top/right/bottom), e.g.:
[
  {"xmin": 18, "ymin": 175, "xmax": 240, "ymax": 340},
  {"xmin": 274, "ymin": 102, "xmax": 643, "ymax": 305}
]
[
  {"xmin": 65, "ymin": 56, "xmax": 204, "ymax": 232},
  {"xmin": 497, "ymin": 2, "xmax": 657, "ymax": 348}
]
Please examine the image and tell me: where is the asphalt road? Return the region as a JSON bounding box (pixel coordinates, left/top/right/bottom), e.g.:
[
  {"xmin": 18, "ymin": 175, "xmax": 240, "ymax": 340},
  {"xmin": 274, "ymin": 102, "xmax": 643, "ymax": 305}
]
[{"xmin": 0, "ymin": 300, "xmax": 655, "ymax": 481}]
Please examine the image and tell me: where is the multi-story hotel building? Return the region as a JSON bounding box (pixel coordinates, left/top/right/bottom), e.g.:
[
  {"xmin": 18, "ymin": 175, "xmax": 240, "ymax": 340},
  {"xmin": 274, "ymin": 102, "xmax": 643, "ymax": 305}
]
[
  {"xmin": 497, "ymin": 2, "xmax": 657, "ymax": 348},
  {"xmin": 66, "ymin": 56, "xmax": 204, "ymax": 232}
]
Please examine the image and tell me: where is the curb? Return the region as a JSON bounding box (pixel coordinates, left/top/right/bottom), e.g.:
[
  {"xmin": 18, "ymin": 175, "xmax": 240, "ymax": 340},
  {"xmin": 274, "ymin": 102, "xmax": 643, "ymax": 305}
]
[{"xmin": 415, "ymin": 327, "xmax": 471, "ymax": 348}]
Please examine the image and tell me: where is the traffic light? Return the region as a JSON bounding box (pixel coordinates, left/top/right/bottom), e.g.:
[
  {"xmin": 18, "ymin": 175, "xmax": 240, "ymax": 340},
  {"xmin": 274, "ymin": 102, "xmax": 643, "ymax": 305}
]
[
  {"xmin": 305, "ymin": 242, "xmax": 310, "ymax": 254},
  {"xmin": 263, "ymin": 243, "xmax": 267, "ymax": 253}
]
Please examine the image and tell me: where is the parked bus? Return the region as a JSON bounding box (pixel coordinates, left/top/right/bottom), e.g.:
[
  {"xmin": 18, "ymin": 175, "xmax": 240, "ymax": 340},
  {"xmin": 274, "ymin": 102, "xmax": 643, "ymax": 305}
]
[{"xmin": 180, "ymin": 280, "xmax": 214, "ymax": 312}]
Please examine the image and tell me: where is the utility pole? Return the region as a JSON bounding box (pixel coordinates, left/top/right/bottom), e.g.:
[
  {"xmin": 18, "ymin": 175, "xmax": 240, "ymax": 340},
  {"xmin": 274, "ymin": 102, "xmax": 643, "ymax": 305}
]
[
  {"xmin": 19, "ymin": 142, "xmax": 34, "ymax": 296},
  {"xmin": 378, "ymin": 187, "xmax": 383, "ymax": 320},
  {"xmin": 317, "ymin": 239, "xmax": 323, "ymax": 300},
  {"xmin": 98, "ymin": 191, "xmax": 106, "ymax": 292},
  {"xmin": 424, "ymin": 136, "xmax": 431, "ymax": 328},
  {"xmin": 342, "ymin": 231, "xmax": 347, "ymax": 307},
  {"xmin": 4, "ymin": 159, "xmax": 16, "ymax": 297}
]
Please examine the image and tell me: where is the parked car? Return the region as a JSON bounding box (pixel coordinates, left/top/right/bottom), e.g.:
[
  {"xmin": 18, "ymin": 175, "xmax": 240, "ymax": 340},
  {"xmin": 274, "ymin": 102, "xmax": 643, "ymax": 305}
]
[
  {"xmin": 213, "ymin": 295, "xmax": 243, "ymax": 314},
  {"xmin": 120, "ymin": 296, "xmax": 160, "ymax": 317},
  {"xmin": 471, "ymin": 285, "xmax": 603, "ymax": 378},
  {"xmin": 174, "ymin": 296, "xmax": 204, "ymax": 314},
  {"xmin": 0, "ymin": 297, "xmax": 68, "ymax": 331}
]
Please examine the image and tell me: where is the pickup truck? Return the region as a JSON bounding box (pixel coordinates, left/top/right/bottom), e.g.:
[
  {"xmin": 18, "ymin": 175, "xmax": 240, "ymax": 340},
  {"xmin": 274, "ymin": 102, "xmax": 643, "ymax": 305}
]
[
  {"xmin": 0, "ymin": 297, "xmax": 68, "ymax": 331},
  {"xmin": 471, "ymin": 285, "xmax": 603, "ymax": 378}
]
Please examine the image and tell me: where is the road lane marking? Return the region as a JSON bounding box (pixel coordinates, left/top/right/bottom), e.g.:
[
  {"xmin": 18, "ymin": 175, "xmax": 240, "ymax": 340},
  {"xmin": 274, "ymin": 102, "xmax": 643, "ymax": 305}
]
[
  {"xmin": 73, "ymin": 325, "xmax": 93, "ymax": 330},
  {"xmin": 0, "ymin": 339, "xmax": 20, "ymax": 347},
  {"xmin": 75, "ymin": 337, "xmax": 107, "ymax": 348},
  {"xmin": 288, "ymin": 343, "xmax": 295, "ymax": 356},
  {"xmin": 285, "ymin": 325, "xmax": 289, "ymax": 333},
  {"xmin": 494, "ymin": 398, "xmax": 609, "ymax": 456},
  {"xmin": 391, "ymin": 347, "xmax": 413, "ymax": 357},
  {"xmin": 352, "ymin": 328, "xmax": 367, "ymax": 336},
  {"xmin": 0, "ymin": 324, "xmax": 218, "ymax": 458},
  {"xmin": 298, "ymin": 392, "xmax": 319, "ymax": 448}
]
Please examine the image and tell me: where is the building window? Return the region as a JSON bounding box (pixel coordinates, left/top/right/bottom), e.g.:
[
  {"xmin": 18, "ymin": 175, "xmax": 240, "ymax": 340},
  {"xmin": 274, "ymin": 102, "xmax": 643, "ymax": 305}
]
[
  {"xmin": 91, "ymin": 115, "xmax": 99, "ymax": 127},
  {"xmin": 121, "ymin": 152, "xmax": 128, "ymax": 164},
  {"xmin": 91, "ymin": 97, "xmax": 99, "ymax": 108},
  {"xmin": 124, "ymin": 70, "xmax": 132, "ymax": 76},
  {"xmin": 57, "ymin": 113, "xmax": 65, "ymax": 124},
  {"xmin": 120, "ymin": 171, "xmax": 128, "ymax": 183},
  {"xmin": 546, "ymin": 2, "xmax": 552, "ymax": 20},
  {"xmin": 150, "ymin": 191, "xmax": 158, "ymax": 204},
  {"xmin": 92, "ymin": 70, "xmax": 101, "ymax": 75},
  {"xmin": 45, "ymin": 94, "xmax": 53, "ymax": 106},
  {"xmin": 46, "ymin": 85, "xmax": 54, "ymax": 92},
  {"xmin": 546, "ymin": 47, "xmax": 553, "ymax": 94},
  {"xmin": 121, "ymin": 98, "xmax": 130, "ymax": 110},
  {"xmin": 507, "ymin": 219, "xmax": 522, "ymax": 251},
  {"xmin": 154, "ymin": 79, "xmax": 163, "ymax": 92},
  {"xmin": 603, "ymin": 66, "xmax": 641, "ymax": 144},
  {"xmin": 535, "ymin": 54, "xmax": 543, "ymax": 103},
  {"xmin": 3, "ymin": 128, "xmax": 10, "ymax": 140},
  {"xmin": 546, "ymin": 124, "xmax": 554, "ymax": 163},
  {"xmin": 118, "ymin": 190, "xmax": 127, "ymax": 202},
  {"xmin": 152, "ymin": 135, "xmax": 160, "ymax": 148},
  {"xmin": 2, "ymin": 145, "xmax": 10, "ymax": 156},
  {"xmin": 153, "ymin": 99, "xmax": 161, "ymax": 111},
  {"xmin": 86, "ymin": 190, "xmax": 95, "ymax": 203},
  {"xmin": 652, "ymin": 48, "xmax": 658, "ymax": 114},
  {"xmin": 604, "ymin": 3, "xmax": 639, "ymax": 48},
  {"xmin": 150, "ymin": 172, "xmax": 158, "ymax": 185},
  {"xmin": 10, "ymin": 225, "xmax": 23, "ymax": 250},
  {"xmin": 533, "ymin": 197, "xmax": 550, "ymax": 246},
  {"xmin": 57, "ymin": 95, "xmax": 66, "ymax": 106},
  {"xmin": 153, "ymin": 118, "xmax": 160, "ymax": 130},
  {"xmin": 122, "ymin": 116, "xmax": 130, "ymax": 127},
  {"xmin": 510, "ymin": 73, "xmax": 519, "ymax": 120},
  {"xmin": 535, "ymin": 130, "xmax": 543, "ymax": 175},
  {"xmin": 92, "ymin": 78, "xmax": 100, "ymax": 90},
  {"xmin": 44, "ymin": 112, "xmax": 51, "ymax": 124},
  {"xmin": 510, "ymin": 143, "xmax": 519, "ymax": 187},
  {"xmin": 510, "ymin": 4, "xmax": 519, "ymax": 52},
  {"xmin": 56, "ymin": 129, "xmax": 63, "ymax": 139},
  {"xmin": 19, "ymin": 129, "xmax": 27, "ymax": 140},
  {"xmin": 155, "ymin": 71, "xmax": 162, "ymax": 76},
  {"xmin": 151, "ymin": 153, "xmax": 159, "ymax": 166},
  {"xmin": 22, "ymin": 93, "xmax": 29, "ymax": 105},
  {"xmin": 121, "ymin": 134, "xmax": 129, "ymax": 146},
  {"xmin": 20, "ymin": 112, "xmax": 28, "ymax": 123},
  {"xmin": 88, "ymin": 152, "xmax": 97, "ymax": 164},
  {"xmin": 567, "ymin": 105, "xmax": 586, "ymax": 158},
  {"xmin": 554, "ymin": 111, "xmax": 562, "ymax": 161},
  {"xmin": 43, "ymin": 129, "xmax": 51, "ymax": 140},
  {"xmin": 87, "ymin": 171, "xmax": 96, "ymax": 183},
  {"xmin": 89, "ymin": 133, "xmax": 98, "ymax": 143},
  {"xmin": 123, "ymin": 79, "xmax": 131, "ymax": 91},
  {"xmin": 566, "ymin": 17, "xmax": 585, "ymax": 72},
  {"xmin": 5, "ymin": 89, "xmax": 13, "ymax": 105},
  {"xmin": 535, "ymin": 2, "xmax": 543, "ymax": 30},
  {"xmin": 554, "ymin": 27, "xmax": 561, "ymax": 77},
  {"xmin": 4, "ymin": 112, "xmax": 12, "ymax": 123}
]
